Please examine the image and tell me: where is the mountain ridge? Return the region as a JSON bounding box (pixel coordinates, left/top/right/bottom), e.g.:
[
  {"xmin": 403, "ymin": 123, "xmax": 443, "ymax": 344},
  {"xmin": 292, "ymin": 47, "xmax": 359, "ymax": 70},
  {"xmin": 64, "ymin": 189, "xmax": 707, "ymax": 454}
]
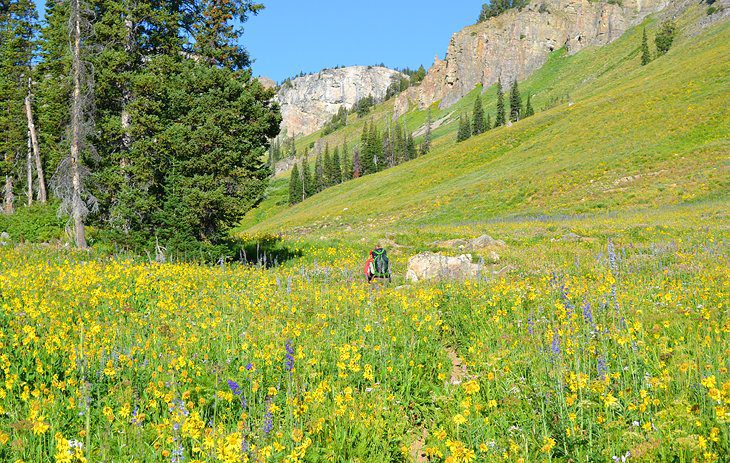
[
  {"xmin": 277, "ymin": 65, "xmax": 404, "ymax": 137},
  {"xmin": 394, "ymin": 0, "xmax": 693, "ymax": 114}
]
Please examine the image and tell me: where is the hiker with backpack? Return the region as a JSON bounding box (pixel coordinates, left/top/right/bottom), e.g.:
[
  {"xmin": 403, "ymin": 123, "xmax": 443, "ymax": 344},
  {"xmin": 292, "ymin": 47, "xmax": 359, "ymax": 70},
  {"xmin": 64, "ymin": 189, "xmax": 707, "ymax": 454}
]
[{"xmin": 364, "ymin": 245, "xmax": 391, "ymax": 283}]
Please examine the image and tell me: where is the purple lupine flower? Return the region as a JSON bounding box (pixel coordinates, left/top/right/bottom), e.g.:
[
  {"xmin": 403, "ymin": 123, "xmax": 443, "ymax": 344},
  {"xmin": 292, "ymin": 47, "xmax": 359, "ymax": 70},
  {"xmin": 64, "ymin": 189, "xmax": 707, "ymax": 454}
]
[
  {"xmin": 245, "ymin": 362, "xmax": 253, "ymax": 371},
  {"xmin": 285, "ymin": 340, "xmax": 295, "ymax": 372},
  {"xmin": 597, "ymin": 356, "xmax": 607, "ymax": 380},
  {"xmin": 131, "ymin": 406, "xmax": 141, "ymax": 426},
  {"xmin": 262, "ymin": 400, "xmax": 274, "ymax": 435},
  {"xmin": 527, "ymin": 313, "xmax": 535, "ymax": 336},
  {"xmin": 582, "ymin": 302, "xmax": 594, "ymax": 325},
  {"xmin": 607, "ymin": 240, "xmax": 617, "ymax": 273},
  {"xmin": 171, "ymin": 439, "xmax": 184, "ymax": 463},
  {"xmin": 551, "ymin": 330, "xmax": 561, "ymax": 357},
  {"xmin": 228, "ymin": 379, "xmax": 241, "ymax": 396}
]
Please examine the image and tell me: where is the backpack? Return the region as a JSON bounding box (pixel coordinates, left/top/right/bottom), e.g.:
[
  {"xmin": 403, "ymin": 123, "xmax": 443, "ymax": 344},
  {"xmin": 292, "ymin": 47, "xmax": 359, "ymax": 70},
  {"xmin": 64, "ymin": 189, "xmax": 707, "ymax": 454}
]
[{"xmin": 372, "ymin": 248, "xmax": 389, "ymax": 277}]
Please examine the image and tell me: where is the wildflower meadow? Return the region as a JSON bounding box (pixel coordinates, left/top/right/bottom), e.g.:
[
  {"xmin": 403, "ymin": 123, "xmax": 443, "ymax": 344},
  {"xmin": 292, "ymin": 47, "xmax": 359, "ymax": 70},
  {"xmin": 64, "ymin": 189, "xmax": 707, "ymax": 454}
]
[{"xmin": 1, "ymin": 216, "xmax": 728, "ymax": 463}]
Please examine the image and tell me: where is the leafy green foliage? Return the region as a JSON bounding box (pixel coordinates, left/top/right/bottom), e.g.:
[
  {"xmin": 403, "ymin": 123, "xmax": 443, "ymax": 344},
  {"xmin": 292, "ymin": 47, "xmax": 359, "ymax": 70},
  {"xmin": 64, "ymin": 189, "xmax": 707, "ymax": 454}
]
[
  {"xmin": 655, "ymin": 20, "xmax": 677, "ymax": 55},
  {"xmin": 0, "ymin": 202, "xmax": 65, "ymax": 242},
  {"xmin": 323, "ymin": 106, "xmax": 348, "ymax": 135},
  {"xmin": 353, "ymin": 94, "xmax": 376, "ymax": 117},
  {"xmin": 477, "ymin": 0, "xmax": 529, "ymax": 23}
]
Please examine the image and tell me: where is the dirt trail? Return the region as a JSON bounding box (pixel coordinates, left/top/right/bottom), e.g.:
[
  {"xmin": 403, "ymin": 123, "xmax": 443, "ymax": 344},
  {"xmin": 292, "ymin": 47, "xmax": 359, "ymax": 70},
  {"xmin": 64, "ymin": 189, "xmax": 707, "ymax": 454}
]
[
  {"xmin": 409, "ymin": 427, "xmax": 428, "ymax": 463},
  {"xmin": 408, "ymin": 347, "xmax": 467, "ymax": 462},
  {"xmin": 447, "ymin": 347, "xmax": 467, "ymax": 385}
]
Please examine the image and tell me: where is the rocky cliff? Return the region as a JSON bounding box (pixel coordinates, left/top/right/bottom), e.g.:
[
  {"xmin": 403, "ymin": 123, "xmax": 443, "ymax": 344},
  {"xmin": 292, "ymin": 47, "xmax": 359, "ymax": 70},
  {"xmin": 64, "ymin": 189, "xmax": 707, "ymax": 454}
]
[
  {"xmin": 395, "ymin": 0, "xmax": 669, "ymax": 115},
  {"xmin": 278, "ymin": 66, "xmax": 403, "ymax": 137}
]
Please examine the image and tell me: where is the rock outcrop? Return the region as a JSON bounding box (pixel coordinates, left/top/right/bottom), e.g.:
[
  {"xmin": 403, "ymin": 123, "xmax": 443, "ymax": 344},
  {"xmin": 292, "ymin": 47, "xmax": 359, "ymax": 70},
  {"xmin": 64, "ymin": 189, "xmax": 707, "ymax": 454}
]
[
  {"xmin": 405, "ymin": 252, "xmax": 482, "ymax": 282},
  {"xmin": 278, "ymin": 66, "xmax": 404, "ymax": 137},
  {"xmin": 395, "ymin": 0, "xmax": 668, "ymax": 115}
]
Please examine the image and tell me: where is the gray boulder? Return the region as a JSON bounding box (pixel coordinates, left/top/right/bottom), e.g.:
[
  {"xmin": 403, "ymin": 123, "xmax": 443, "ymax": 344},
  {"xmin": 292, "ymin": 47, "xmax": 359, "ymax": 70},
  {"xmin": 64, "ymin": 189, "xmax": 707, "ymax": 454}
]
[{"xmin": 405, "ymin": 252, "xmax": 482, "ymax": 282}]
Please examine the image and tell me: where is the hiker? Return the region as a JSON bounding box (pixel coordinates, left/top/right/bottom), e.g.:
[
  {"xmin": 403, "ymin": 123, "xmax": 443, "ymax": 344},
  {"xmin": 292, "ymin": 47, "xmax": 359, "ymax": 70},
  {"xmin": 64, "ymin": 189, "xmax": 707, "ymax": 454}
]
[{"xmin": 364, "ymin": 245, "xmax": 391, "ymax": 283}]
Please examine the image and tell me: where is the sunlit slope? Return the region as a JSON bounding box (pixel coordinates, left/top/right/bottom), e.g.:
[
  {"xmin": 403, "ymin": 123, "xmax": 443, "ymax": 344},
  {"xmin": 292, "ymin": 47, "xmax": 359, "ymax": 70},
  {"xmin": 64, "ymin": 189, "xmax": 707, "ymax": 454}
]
[{"xmin": 243, "ymin": 17, "xmax": 729, "ymax": 235}]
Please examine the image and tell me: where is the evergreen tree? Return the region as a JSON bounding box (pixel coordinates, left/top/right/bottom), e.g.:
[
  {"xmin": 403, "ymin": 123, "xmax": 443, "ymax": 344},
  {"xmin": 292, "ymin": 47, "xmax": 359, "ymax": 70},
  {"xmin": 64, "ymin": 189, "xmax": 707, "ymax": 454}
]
[
  {"xmin": 457, "ymin": 114, "xmax": 472, "ymax": 142},
  {"xmin": 0, "ymin": 0, "xmax": 39, "ymax": 213},
  {"xmin": 332, "ymin": 147, "xmax": 342, "ymax": 184},
  {"xmin": 369, "ymin": 123, "xmax": 382, "ymax": 172},
  {"xmin": 641, "ymin": 28, "xmax": 651, "ymax": 65},
  {"xmin": 655, "ymin": 20, "xmax": 677, "ymax": 56},
  {"xmin": 322, "ymin": 145, "xmax": 332, "ymax": 187},
  {"xmin": 352, "ymin": 146, "xmax": 361, "ymax": 178},
  {"xmin": 406, "ymin": 130, "xmax": 417, "ymax": 160},
  {"xmin": 315, "ymin": 152, "xmax": 324, "ymax": 192},
  {"xmin": 524, "ymin": 94, "xmax": 534, "ymax": 118},
  {"xmin": 302, "ymin": 154, "xmax": 314, "ymax": 198},
  {"xmin": 509, "ymin": 79, "xmax": 522, "ymax": 122},
  {"xmin": 383, "ymin": 126, "xmax": 394, "ymax": 168},
  {"xmin": 341, "ymin": 141, "xmax": 352, "ymax": 181},
  {"xmin": 486, "ymin": 113, "xmax": 492, "ymax": 130},
  {"xmin": 393, "ymin": 119, "xmax": 405, "ymax": 164},
  {"xmin": 360, "ymin": 122, "xmax": 372, "ymax": 175},
  {"xmin": 35, "ymin": 0, "xmax": 71, "ymax": 181},
  {"xmin": 495, "ymin": 79, "xmax": 506, "ymax": 127},
  {"xmin": 421, "ymin": 110, "xmax": 432, "ymax": 155},
  {"xmin": 288, "ymin": 163, "xmax": 301, "ymax": 205},
  {"xmin": 472, "ymin": 93, "xmax": 486, "ymax": 135}
]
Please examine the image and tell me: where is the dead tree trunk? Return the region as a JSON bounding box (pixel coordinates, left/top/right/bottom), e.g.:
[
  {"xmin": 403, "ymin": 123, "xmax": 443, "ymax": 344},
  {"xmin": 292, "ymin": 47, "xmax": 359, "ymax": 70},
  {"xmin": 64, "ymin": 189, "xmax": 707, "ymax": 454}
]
[
  {"xmin": 69, "ymin": 0, "xmax": 87, "ymax": 248},
  {"xmin": 27, "ymin": 134, "xmax": 33, "ymax": 206},
  {"xmin": 24, "ymin": 80, "xmax": 47, "ymax": 203}
]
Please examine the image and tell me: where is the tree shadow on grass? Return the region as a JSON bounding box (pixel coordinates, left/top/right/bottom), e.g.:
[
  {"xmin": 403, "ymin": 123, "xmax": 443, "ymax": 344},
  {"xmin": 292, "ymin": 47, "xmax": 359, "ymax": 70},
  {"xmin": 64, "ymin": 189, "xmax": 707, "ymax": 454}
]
[{"xmin": 236, "ymin": 234, "xmax": 303, "ymax": 268}]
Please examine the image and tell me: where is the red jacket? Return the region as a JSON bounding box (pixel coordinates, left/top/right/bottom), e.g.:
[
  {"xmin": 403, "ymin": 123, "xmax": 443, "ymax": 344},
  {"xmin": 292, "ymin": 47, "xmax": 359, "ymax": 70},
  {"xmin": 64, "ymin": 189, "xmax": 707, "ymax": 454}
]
[{"xmin": 364, "ymin": 251, "xmax": 374, "ymax": 276}]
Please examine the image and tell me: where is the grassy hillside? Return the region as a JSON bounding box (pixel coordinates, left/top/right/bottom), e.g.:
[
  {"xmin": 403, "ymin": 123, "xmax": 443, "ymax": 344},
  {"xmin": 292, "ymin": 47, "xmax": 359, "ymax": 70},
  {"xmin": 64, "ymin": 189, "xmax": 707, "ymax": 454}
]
[{"xmin": 240, "ymin": 9, "xmax": 729, "ymax": 238}]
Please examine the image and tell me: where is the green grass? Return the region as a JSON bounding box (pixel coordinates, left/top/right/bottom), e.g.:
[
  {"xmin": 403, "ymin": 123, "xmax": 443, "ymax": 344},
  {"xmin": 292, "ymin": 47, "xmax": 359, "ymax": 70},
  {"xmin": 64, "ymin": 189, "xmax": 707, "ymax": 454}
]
[{"xmin": 241, "ymin": 9, "xmax": 729, "ymax": 239}]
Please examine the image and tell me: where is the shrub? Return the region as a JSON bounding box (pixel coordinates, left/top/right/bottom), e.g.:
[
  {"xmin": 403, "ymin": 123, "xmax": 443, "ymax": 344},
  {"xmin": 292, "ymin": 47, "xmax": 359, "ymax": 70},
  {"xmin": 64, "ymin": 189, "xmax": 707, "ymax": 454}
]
[{"xmin": 0, "ymin": 203, "xmax": 66, "ymax": 243}]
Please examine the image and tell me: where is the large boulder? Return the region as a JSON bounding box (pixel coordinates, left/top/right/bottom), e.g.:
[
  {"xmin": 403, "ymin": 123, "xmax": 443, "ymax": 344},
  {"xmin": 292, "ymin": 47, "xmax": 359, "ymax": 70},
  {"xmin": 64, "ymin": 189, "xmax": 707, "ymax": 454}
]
[
  {"xmin": 405, "ymin": 252, "xmax": 482, "ymax": 282},
  {"xmin": 434, "ymin": 234, "xmax": 506, "ymax": 251},
  {"xmin": 0, "ymin": 232, "xmax": 10, "ymax": 246}
]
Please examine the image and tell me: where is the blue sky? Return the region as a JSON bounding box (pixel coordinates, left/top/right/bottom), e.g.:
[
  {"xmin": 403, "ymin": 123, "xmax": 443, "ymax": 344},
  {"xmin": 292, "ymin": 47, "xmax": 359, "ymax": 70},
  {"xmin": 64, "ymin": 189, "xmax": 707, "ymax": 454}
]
[{"xmin": 36, "ymin": 0, "xmax": 484, "ymax": 83}]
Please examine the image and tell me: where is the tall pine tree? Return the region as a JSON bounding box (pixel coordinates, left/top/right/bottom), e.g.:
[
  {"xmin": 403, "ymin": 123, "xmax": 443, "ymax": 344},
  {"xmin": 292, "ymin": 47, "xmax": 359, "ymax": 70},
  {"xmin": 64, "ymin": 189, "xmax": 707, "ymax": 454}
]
[
  {"xmin": 509, "ymin": 79, "xmax": 522, "ymax": 123},
  {"xmin": 288, "ymin": 163, "xmax": 301, "ymax": 205},
  {"xmin": 421, "ymin": 110, "xmax": 432, "ymax": 155},
  {"xmin": 495, "ymin": 79, "xmax": 506, "ymax": 127},
  {"xmin": 524, "ymin": 94, "xmax": 534, "ymax": 117},
  {"xmin": 641, "ymin": 28, "xmax": 651, "ymax": 65},
  {"xmin": 472, "ymin": 93, "xmax": 486, "ymax": 135}
]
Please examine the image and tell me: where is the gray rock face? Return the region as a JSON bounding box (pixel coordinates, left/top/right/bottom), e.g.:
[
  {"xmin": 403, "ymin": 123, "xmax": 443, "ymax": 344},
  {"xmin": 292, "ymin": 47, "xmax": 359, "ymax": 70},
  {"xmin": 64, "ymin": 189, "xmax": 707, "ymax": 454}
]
[
  {"xmin": 395, "ymin": 0, "xmax": 668, "ymax": 115},
  {"xmin": 278, "ymin": 66, "xmax": 404, "ymax": 137}
]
